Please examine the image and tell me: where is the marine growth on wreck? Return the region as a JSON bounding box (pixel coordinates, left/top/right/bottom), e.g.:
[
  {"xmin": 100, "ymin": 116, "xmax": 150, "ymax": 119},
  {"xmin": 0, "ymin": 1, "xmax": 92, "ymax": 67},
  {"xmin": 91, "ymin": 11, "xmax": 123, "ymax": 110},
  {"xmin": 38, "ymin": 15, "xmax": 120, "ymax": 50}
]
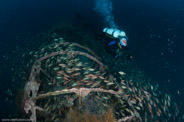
[{"xmin": 6, "ymin": 26, "xmax": 181, "ymax": 122}]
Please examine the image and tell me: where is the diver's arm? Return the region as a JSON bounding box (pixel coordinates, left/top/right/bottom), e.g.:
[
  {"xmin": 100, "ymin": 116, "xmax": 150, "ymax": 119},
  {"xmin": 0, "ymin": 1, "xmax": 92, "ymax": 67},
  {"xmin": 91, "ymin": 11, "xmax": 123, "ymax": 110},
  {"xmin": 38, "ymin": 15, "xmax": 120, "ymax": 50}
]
[{"xmin": 118, "ymin": 42, "xmax": 122, "ymax": 49}]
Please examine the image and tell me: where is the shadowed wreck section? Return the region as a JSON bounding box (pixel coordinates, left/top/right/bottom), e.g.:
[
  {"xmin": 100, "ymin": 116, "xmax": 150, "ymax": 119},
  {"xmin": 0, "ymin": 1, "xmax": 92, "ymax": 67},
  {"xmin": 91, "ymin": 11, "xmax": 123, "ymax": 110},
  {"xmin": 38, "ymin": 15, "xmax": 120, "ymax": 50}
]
[
  {"xmin": 16, "ymin": 26, "xmax": 181, "ymax": 122},
  {"xmin": 22, "ymin": 39, "xmax": 141, "ymax": 122}
]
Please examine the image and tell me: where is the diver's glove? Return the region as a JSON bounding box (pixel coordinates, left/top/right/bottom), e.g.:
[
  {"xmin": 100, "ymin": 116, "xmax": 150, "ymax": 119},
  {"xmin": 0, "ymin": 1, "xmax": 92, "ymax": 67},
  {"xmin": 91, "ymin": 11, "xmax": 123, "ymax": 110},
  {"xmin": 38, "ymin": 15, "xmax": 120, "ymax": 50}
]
[
  {"xmin": 115, "ymin": 55, "xmax": 119, "ymax": 59},
  {"xmin": 126, "ymin": 54, "xmax": 133, "ymax": 60},
  {"xmin": 114, "ymin": 52, "xmax": 121, "ymax": 59}
]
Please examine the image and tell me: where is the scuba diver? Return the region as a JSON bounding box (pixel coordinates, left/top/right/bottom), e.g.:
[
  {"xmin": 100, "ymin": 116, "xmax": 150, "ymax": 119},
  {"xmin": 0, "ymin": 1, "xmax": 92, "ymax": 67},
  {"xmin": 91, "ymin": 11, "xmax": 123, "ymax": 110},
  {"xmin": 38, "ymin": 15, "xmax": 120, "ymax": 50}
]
[
  {"xmin": 75, "ymin": 13, "xmax": 132, "ymax": 59},
  {"xmin": 97, "ymin": 28, "xmax": 133, "ymax": 60}
]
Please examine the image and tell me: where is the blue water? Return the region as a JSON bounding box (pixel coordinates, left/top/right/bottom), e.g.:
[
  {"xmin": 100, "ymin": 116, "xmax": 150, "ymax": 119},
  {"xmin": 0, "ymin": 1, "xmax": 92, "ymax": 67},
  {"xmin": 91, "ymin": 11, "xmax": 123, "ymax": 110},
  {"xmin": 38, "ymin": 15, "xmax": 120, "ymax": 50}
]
[{"xmin": 0, "ymin": 0, "xmax": 184, "ymax": 119}]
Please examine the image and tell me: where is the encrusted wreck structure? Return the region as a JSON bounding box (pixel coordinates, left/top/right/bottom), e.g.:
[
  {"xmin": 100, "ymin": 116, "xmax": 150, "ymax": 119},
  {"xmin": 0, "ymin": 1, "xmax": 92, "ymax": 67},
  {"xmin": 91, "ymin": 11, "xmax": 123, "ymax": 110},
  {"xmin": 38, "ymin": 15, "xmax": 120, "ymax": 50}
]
[{"xmin": 17, "ymin": 26, "xmax": 181, "ymax": 122}]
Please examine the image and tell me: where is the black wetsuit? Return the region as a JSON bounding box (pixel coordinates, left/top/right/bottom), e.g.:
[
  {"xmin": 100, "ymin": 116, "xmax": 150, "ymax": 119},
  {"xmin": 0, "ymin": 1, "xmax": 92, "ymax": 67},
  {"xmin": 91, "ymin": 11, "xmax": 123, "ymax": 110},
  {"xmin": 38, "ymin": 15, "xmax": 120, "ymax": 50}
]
[
  {"xmin": 93, "ymin": 26, "xmax": 132, "ymax": 59},
  {"xmin": 100, "ymin": 33, "xmax": 132, "ymax": 59}
]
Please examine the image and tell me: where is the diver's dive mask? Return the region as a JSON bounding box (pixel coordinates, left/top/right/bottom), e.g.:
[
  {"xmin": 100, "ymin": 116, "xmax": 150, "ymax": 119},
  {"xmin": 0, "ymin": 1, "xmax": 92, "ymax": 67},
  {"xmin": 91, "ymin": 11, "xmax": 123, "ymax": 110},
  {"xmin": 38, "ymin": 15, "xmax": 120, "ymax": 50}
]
[{"xmin": 120, "ymin": 37, "xmax": 127, "ymax": 46}]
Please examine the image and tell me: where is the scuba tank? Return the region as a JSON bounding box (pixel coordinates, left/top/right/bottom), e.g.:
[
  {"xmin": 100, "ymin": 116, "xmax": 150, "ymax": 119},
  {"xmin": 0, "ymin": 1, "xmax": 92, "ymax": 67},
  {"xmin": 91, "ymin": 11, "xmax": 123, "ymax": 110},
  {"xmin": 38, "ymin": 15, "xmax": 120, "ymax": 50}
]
[{"xmin": 103, "ymin": 28, "xmax": 126, "ymax": 38}]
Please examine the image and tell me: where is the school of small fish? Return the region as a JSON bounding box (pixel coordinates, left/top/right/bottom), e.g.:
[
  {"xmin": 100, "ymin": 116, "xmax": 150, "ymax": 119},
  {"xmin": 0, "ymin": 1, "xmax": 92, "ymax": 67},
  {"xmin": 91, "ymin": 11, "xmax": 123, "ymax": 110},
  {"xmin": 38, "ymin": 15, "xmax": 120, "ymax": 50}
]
[{"xmin": 4, "ymin": 29, "xmax": 183, "ymax": 122}]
